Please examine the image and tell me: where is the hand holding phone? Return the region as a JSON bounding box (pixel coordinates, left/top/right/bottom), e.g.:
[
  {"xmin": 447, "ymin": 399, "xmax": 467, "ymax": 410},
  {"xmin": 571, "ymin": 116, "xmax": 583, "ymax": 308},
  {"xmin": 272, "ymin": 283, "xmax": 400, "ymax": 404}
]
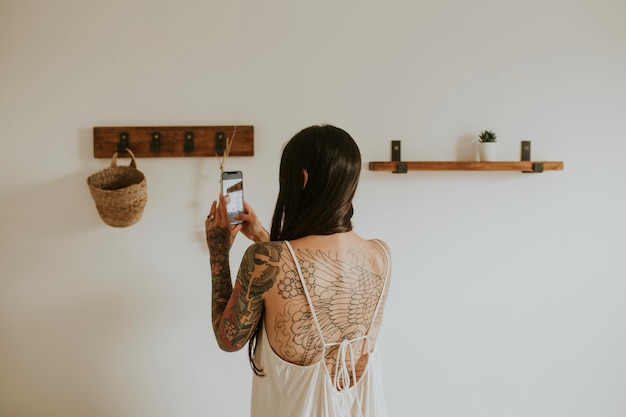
[
  {"xmin": 221, "ymin": 171, "xmax": 244, "ymax": 225},
  {"xmin": 236, "ymin": 200, "xmax": 270, "ymax": 243}
]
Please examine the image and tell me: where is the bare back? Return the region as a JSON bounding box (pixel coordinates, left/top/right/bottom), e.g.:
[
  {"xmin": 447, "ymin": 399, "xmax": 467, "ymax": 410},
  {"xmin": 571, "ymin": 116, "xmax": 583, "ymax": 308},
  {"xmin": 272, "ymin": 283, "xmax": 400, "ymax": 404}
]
[{"xmin": 261, "ymin": 231, "xmax": 391, "ymax": 383}]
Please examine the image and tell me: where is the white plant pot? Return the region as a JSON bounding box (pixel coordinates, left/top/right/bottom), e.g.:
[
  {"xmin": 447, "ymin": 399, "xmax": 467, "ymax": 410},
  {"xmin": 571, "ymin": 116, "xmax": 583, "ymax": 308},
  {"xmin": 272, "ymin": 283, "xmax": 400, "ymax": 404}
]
[{"xmin": 478, "ymin": 142, "xmax": 497, "ymax": 162}]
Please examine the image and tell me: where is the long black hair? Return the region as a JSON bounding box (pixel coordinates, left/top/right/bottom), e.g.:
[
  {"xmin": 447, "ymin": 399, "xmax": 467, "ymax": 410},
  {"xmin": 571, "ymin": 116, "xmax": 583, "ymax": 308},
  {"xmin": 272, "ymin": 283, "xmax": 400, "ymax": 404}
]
[
  {"xmin": 249, "ymin": 124, "xmax": 362, "ymax": 374},
  {"xmin": 270, "ymin": 124, "xmax": 362, "ymax": 241}
]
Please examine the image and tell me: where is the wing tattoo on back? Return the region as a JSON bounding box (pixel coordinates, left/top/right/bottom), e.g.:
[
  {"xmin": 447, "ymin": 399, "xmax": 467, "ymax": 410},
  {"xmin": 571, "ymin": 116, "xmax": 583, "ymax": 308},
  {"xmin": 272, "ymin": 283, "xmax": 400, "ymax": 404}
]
[{"xmin": 296, "ymin": 248, "xmax": 385, "ymax": 342}]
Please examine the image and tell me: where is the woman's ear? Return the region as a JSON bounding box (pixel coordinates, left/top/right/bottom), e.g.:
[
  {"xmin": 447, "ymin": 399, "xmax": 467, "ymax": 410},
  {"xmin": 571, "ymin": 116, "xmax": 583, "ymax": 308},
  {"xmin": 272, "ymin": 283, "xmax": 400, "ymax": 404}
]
[{"xmin": 302, "ymin": 169, "xmax": 308, "ymax": 189}]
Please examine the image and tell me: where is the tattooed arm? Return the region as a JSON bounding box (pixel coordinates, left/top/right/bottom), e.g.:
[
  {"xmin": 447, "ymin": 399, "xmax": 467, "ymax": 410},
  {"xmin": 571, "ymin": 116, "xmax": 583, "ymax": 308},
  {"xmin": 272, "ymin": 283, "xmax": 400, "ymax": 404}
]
[
  {"xmin": 206, "ymin": 194, "xmax": 280, "ymax": 351},
  {"xmin": 207, "ymin": 224, "xmax": 238, "ymax": 350},
  {"xmin": 208, "ymin": 227, "xmax": 282, "ymax": 351}
]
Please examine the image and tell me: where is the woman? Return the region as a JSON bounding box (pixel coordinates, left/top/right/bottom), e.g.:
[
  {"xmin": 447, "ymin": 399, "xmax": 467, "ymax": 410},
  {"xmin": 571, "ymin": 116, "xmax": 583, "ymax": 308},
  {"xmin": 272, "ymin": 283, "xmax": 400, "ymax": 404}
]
[{"xmin": 205, "ymin": 125, "xmax": 391, "ymax": 417}]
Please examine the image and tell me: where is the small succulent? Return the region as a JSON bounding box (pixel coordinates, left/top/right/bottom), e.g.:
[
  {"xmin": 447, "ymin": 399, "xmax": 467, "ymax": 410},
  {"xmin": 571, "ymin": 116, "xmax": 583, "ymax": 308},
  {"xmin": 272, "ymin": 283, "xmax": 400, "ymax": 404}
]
[{"xmin": 478, "ymin": 130, "xmax": 497, "ymax": 142}]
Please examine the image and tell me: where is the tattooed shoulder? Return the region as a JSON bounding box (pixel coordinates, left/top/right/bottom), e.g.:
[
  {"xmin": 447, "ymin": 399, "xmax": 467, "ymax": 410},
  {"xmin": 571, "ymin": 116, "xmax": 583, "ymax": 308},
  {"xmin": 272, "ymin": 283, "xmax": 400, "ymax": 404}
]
[{"xmin": 238, "ymin": 242, "xmax": 285, "ymax": 295}]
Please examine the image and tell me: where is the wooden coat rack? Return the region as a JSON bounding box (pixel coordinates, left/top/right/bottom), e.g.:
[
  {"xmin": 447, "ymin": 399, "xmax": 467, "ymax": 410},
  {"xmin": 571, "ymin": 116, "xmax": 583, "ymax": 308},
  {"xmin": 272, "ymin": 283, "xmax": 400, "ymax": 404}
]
[{"xmin": 93, "ymin": 125, "xmax": 254, "ymax": 158}]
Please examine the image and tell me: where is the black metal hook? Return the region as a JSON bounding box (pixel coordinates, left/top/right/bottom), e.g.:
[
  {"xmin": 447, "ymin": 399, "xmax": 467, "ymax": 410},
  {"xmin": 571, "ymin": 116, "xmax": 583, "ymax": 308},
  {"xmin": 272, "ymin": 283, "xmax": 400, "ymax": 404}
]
[
  {"xmin": 117, "ymin": 132, "xmax": 129, "ymax": 153},
  {"xmin": 184, "ymin": 131, "xmax": 194, "ymax": 153},
  {"xmin": 150, "ymin": 132, "xmax": 161, "ymax": 153}
]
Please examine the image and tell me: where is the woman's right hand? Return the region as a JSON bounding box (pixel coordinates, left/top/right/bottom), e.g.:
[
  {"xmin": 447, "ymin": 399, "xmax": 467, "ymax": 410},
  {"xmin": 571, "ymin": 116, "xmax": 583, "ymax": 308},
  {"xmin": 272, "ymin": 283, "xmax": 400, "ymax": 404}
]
[{"xmin": 235, "ymin": 201, "xmax": 270, "ymax": 243}]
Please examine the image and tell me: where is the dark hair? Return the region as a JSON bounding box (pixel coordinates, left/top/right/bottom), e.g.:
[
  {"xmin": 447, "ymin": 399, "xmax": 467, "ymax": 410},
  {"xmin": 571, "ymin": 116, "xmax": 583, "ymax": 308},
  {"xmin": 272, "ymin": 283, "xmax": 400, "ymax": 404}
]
[
  {"xmin": 249, "ymin": 124, "xmax": 362, "ymax": 375},
  {"xmin": 270, "ymin": 124, "xmax": 362, "ymax": 241}
]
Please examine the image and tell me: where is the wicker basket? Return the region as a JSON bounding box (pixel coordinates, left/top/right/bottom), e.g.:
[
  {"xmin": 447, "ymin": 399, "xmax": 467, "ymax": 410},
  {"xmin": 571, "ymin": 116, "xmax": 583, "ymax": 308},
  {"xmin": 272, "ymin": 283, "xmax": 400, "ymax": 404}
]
[{"xmin": 87, "ymin": 149, "xmax": 147, "ymax": 228}]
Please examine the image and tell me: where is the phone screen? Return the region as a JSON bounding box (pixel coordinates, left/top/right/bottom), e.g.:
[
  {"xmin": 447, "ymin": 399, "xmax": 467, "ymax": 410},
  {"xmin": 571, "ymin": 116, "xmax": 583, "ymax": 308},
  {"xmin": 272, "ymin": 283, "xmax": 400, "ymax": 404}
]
[{"xmin": 221, "ymin": 171, "xmax": 244, "ymax": 224}]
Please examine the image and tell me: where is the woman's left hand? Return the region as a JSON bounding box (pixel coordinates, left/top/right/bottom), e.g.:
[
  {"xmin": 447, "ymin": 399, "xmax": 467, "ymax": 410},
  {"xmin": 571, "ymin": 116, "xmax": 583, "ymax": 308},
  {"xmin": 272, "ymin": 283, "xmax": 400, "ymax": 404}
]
[{"xmin": 205, "ymin": 194, "xmax": 242, "ymax": 256}]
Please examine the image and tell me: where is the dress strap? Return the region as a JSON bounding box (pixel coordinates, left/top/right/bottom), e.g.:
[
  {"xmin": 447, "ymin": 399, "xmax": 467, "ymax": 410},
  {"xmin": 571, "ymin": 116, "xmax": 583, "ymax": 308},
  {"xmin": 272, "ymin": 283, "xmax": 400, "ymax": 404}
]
[
  {"xmin": 284, "ymin": 241, "xmax": 325, "ymax": 344},
  {"xmin": 367, "ymin": 239, "xmax": 390, "ymax": 336}
]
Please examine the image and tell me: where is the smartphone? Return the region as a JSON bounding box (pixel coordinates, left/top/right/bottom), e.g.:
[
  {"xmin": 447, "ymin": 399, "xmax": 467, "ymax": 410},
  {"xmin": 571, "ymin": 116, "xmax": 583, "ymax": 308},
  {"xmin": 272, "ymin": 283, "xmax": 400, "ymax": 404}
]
[{"xmin": 221, "ymin": 171, "xmax": 244, "ymax": 224}]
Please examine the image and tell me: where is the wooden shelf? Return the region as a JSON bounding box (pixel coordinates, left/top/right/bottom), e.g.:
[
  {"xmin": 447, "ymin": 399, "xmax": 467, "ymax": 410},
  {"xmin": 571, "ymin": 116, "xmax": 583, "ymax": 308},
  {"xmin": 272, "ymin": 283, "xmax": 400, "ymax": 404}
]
[{"xmin": 368, "ymin": 161, "xmax": 564, "ymax": 173}]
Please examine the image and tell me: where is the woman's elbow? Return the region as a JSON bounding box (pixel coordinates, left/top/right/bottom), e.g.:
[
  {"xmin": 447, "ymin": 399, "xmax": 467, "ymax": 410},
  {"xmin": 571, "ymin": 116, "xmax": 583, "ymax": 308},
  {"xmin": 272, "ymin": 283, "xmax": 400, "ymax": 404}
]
[
  {"xmin": 216, "ymin": 340, "xmax": 243, "ymax": 352},
  {"xmin": 212, "ymin": 329, "xmax": 245, "ymax": 352}
]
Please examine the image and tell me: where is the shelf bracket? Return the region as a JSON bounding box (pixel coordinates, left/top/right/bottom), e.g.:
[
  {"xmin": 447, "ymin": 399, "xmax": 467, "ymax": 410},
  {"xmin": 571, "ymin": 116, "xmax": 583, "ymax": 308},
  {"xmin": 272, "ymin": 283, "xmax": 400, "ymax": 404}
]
[
  {"xmin": 393, "ymin": 163, "xmax": 408, "ymax": 174},
  {"xmin": 391, "ymin": 140, "xmax": 407, "ymax": 173},
  {"xmin": 521, "ymin": 141, "xmax": 544, "ymax": 173},
  {"xmin": 521, "ymin": 140, "xmax": 531, "ymax": 161},
  {"xmin": 523, "ymin": 163, "xmax": 544, "ymax": 173}
]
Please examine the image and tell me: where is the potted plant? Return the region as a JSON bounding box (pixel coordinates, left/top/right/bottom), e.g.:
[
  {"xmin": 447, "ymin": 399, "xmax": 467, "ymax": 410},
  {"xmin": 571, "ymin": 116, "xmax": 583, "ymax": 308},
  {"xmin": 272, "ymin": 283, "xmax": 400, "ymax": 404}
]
[{"xmin": 478, "ymin": 130, "xmax": 497, "ymax": 161}]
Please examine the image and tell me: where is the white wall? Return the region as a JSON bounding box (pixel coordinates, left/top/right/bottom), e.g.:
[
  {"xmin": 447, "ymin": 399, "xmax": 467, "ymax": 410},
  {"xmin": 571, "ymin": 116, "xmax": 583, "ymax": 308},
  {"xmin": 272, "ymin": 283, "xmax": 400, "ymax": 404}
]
[{"xmin": 1, "ymin": 1, "xmax": 625, "ymax": 416}]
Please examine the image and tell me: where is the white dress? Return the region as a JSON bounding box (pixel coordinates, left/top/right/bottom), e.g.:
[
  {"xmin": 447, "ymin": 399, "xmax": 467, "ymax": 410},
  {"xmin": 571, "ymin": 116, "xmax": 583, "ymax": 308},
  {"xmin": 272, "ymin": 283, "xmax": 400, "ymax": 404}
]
[{"xmin": 250, "ymin": 240, "xmax": 390, "ymax": 417}]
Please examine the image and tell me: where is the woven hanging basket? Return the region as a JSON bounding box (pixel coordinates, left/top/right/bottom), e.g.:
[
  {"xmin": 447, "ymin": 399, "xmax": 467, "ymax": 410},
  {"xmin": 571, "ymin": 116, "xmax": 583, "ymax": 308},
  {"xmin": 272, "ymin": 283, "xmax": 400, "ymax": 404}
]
[{"xmin": 87, "ymin": 149, "xmax": 147, "ymax": 228}]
